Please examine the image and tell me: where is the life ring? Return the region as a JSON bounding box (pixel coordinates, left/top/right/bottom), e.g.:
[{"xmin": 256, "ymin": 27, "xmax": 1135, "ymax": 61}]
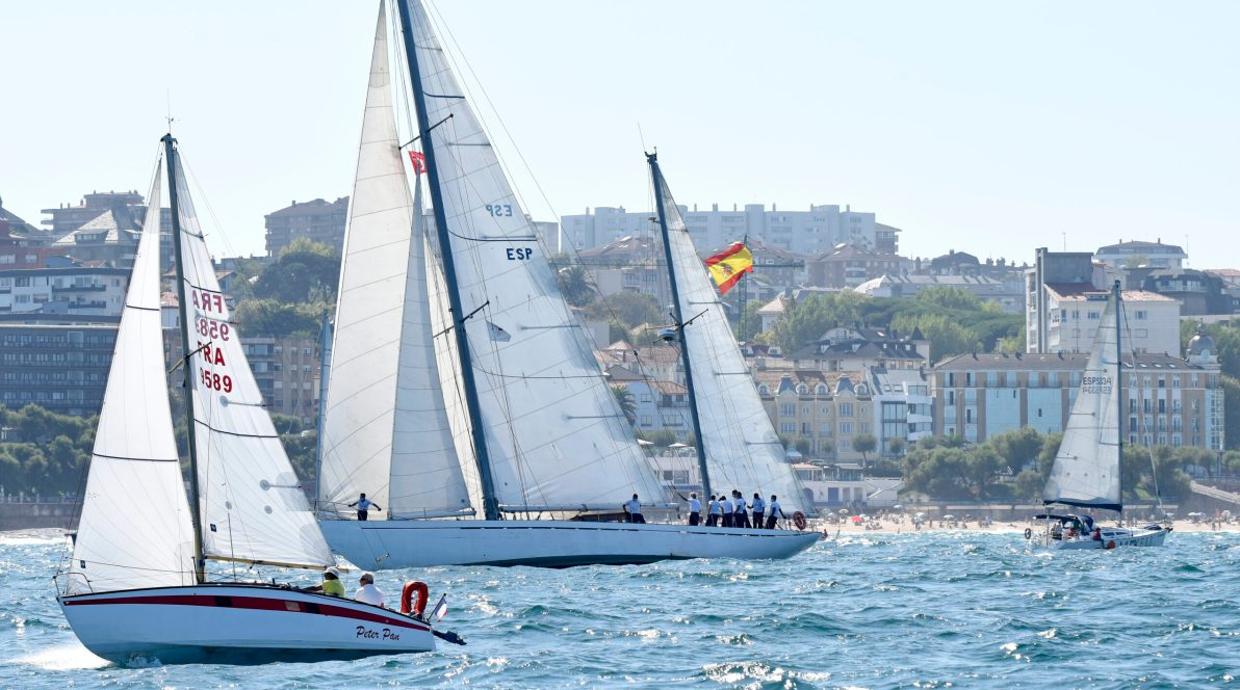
[
  {"xmin": 793, "ymin": 511, "xmax": 807, "ymax": 531},
  {"xmin": 1024, "ymin": 528, "xmax": 1032, "ymax": 540},
  {"xmin": 1105, "ymin": 540, "xmax": 1116, "ymax": 550},
  {"xmin": 400, "ymin": 580, "xmax": 429, "ymax": 617}
]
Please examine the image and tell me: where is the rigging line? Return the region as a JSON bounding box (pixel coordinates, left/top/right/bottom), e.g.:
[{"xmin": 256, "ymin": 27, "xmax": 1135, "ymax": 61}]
[
  {"xmin": 432, "ymin": 299, "xmax": 489, "ymax": 338},
  {"xmin": 399, "ymin": 113, "xmax": 454, "ymax": 147}
]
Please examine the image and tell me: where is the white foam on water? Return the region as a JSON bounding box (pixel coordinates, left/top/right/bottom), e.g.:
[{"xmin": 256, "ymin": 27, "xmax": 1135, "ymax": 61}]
[{"xmin": 13, "ymin": 642, "xmax": 109, "ymax": 671}]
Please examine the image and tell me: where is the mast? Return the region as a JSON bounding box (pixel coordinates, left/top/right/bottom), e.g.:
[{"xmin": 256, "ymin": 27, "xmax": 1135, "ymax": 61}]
[
  {"xmin": 314, "ymin": 315, "xmax": 332, "ymax": 511},
  {"xmin": 161, "ymin": 133, "xmax": 206, "ymax": 583},
  {"xmin": 648, "ymin": 152, "xmax": 712, "ymax": 499},
  {"xmin": 1114, "ymin": 279, "xmax": 1124, "ymax": 514},
  {"xmin": 394, "ymin": 0, "xmax": 499, "ymax": 520}
]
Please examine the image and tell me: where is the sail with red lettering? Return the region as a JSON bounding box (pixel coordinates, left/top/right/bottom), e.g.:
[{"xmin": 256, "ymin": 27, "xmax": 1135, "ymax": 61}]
[{"xmin": 169, "ymin": 146, "xmax": 333, "ymax": 569}]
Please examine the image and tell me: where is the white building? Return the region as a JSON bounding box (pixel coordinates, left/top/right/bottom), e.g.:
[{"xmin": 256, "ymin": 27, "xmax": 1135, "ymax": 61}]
[
  {"xmin": 1095, "ymin": 239, "xmax": 1187, "ymax": 271},
  {"xmin": 560, "ymin": 202, "xmax": 885, "ymax": 256},
  {"xmin": 871, "ymin": 367, "xmax": 933, "ymax": 456},
  {"xmin": 625, "ymin": 379, "xmax": 693, "ymax": 436},
  {"xmin": 0, "ymin": 265, "xmax": 129, "ymax": 320}
]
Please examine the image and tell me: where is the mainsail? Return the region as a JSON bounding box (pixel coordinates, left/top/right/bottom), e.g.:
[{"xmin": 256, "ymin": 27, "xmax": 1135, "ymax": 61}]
[
  {"xmin": 319, "ymin": 3, "xmax": 472, "ymax": 519},
  {"xmin": 650, "ymin": 156, "xmax": 811, "ymax": 515},
  {"xmin": 1043, "ymin": 289, "xmax": 1123, "ymax": 511},
  {"xmin": 67, "ymin": 165, "xmax": 196, "ymax": 594},
  {"xmin": 398, "ymin": 0, "xmax": 666, "ymax": 510},
  {"xmin": 170, "ymin": 148, "xmax": 333, "ymax": 568}
]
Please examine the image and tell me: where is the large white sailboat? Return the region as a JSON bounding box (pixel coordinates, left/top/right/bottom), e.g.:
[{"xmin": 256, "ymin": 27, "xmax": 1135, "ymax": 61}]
[
  {"xmin": 316, "ymin": 0, "xmax": 818, "ymax": 568},
  {"xmin": 55, "ymin": 136, "xmax": 442, "ymax": 664},
  {"xmin": 1035, "ymin": 282, "xmax": 1170, "ymax": 550}
]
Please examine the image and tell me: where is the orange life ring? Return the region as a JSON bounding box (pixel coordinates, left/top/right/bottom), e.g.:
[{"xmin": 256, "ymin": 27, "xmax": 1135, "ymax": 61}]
[
  {"xmin": 400, "ymin": 580, "xmax": 429, "ymax": 617},
  {"xmin": 1105, "ymin": 540, "xmax": 1117, "ymax": 550},
  {"xmin": 793, "ymin": 511, "xmax": 807, "ymax": 531}
]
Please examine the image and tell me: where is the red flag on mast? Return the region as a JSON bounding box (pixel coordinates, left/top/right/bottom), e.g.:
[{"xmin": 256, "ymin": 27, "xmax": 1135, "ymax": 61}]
[{"xmin": 408, "ymin": 150, "xmax": 426, "ymax": 174}]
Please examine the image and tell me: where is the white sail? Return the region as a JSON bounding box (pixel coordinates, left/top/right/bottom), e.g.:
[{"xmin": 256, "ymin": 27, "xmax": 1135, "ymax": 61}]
[
  {"xmin": 1044, "ymin": 292, "xmax": 1122, "ymax": 510},
  {"xmin": 652, "ymin": 161, "xmax": 811, "ymax": 515},
  {"xmin": 67, "ymin": 166, "xmax": 197, "ymax": 595},
  {"xmin": 402, "ymin": 0, "xmax": 665, "ymax": 510},
  {"xmin": 170, "ymin": 149, "xmax": 333, "ymax": 569},
  {"xmin": 320, "ymin": 3, "xmax": 472, "ymax": 519}
]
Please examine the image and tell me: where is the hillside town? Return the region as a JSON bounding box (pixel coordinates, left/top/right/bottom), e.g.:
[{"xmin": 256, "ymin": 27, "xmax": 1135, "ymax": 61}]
[{"xmin": 1, "ymin": 190, "xmax": 1237, "ymax": 516}]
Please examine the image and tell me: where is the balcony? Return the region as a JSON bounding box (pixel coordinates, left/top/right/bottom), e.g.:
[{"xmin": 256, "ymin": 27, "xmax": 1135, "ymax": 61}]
[{"xmin": 53, "ymin": 284, "xmax": 107, "ymax": 293}]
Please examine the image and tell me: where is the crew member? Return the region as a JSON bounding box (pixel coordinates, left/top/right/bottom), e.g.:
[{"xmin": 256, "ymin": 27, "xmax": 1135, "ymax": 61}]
[
  {"xmin": 688, "ymin": 492, "xmax": 701, "ymax": 526},
  {"xmin": 306, "ymin": 566, "xmax": 345, "ymax": 597},
  {"xmin": 354, "ymin": 571, "xmax": 385, "ymax": 607},
  {"xmin": 624, "ymin": 493, "xmax": 645, "ymax": 524},
  {"xmin": 751, "ymin": 493, "xmax": 766, "ymax": 528},
  {"xmin": 766, "ymin": 495, "xmax": 785, "ymax": 529},
  {"xmin": 733, "ymin": 490, "xmax": 750, "ymax": 528},
  {"xmin": 348, "ymin": 493, "xmax": 382, "ymax": 521},
  {"xmin": 706, "ymin": 495, "xmax": 722, "ymax": 526},
  {"xmin": 720, "ymin": 493, "xmax": 734, "ymax": 528}
]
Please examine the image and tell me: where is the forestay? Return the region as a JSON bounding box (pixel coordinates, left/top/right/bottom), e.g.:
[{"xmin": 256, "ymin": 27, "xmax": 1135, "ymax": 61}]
[
  {"xmin": 171, "ymin": 149, "xmax": 333, "ymax": 568},
  {"xmin": 320, "ymin": 3, "xmax": 472, "ymax": 519},
  {"xmin": 67, "ymin": 166, "xmax": 197, "ymax": 594},
  {"xmin": 653, "ymin": 164, "xmax": 811, "ymax": 515},
  {"xmin": 403, "ymin": 0, "xmax": 665, "ymax": 509},
  {"xmin": 1044, "ymin": 292, "xmax": 1122, "ymax": 511}
]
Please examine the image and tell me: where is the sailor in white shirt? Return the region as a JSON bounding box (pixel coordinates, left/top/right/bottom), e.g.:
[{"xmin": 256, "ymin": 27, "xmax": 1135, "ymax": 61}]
[
  {"xmin": 751, "ymin": 493, "xmax": 766, "ymax": 528},
  {"xmin": 733, "ymin": 491, "xmax": 750, "ymax": 528},
  {"xmin": 354, "ymin": 572, "xmax": 386, "ymax": 607},
  {"xmin": 720, "ymin": 494, "xmax": 735, "ymax": 528},
  {"xmin": 687, "ymin": 492, "xmax": 702, "ymax": 526},
  {"xmin": 706, "ymin": 495, "xmax": 722, "ymax": 526},
  {"xmin": 623, "ymin": 493, "xmax": 646, "ymax": 524},
  {"xmin": 765, "ymin": 495, "xmax": 784, "ymax": 529}
]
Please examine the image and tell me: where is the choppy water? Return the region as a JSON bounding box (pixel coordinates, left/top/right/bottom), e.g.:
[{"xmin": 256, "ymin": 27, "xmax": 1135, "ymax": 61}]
[{"xmin": 2, "ymin": 530, "xmax": 1238, "ymax": 689}]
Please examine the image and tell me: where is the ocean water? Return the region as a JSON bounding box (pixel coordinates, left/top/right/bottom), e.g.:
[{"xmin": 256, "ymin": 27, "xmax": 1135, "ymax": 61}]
[{"xmin": 1, "ymin": 530, "xmax": 1238, "ymax": 689}]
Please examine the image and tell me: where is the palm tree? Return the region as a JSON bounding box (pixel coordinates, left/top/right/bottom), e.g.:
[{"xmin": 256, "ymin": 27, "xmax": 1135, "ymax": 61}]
[
  {"xmin": 556, "ymin": 265, "xmax": 596, "ymax": 307},
  {"xmin": 611, "ymin": 385, "xmax": 637, "ymax": 425},
  {"xmin": 853, "ymin": 433, "xmax": 877, "ymax": 470}
]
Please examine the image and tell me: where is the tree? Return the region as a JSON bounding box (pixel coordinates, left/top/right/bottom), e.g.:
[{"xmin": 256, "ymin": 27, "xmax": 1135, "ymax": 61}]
[
  {"xmin": 986, "ymin": 427, "xmax": 1044, "ymax": 473},
  {"xmin": 584, "ymin": 292, "xmax": 663, "ymax": 340},
  {"xmin": 886, "ymin": 437, "xmax": 906, "ymax": 457},
  {"xmin": 556, "ymin": 265, "xmax": 596, "ymax": 308},
  {"xmin": 794, "ymin": 438, "xmax": 811, "ymax": 457},
  {"xmin": 853, "ymin": 433, "xmax": 877, "ymax": 469},
  {"xmin": 233, "ymin": 299, "xmax": 323, "ymax": 338},
  {"xmin": 253, "ymin": 238, "xmax": 341, "ymax": 304},
  {"xmin": 611, "ymin": 385, "xmax": 637, "ymax": 425}
]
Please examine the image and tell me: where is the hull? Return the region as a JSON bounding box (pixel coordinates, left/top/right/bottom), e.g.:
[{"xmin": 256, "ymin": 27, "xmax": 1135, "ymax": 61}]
[
  {"xmin": 1043, "ymin": 526, "xmax": 1171, "ymax": 550},
  {"xmin": 59, "ymin": 583, "xmax": 434, "ymax": 665},
  {"xmin": 321, "ymin": 519, "xmax": 820, "ymax": 568}
]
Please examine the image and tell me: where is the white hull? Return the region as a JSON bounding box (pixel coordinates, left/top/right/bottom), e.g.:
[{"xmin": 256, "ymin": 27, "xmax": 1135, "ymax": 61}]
[
  {"xmin": 321, "ymin": 519, "xmax": 820, "ymax": 568},
  {"xmin": 1042, "ymin": 526, "xmax": 1171, "ymax": 550},
  {"xmin": 59, "ymin": 583, "xmax": 434, "ymax": 665}
]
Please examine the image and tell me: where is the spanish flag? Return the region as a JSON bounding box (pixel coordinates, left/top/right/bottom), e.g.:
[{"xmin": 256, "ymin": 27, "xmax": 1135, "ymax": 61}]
[{"xmin": 704, "ymin": 242, "xmax": 754, "ymax": 295}]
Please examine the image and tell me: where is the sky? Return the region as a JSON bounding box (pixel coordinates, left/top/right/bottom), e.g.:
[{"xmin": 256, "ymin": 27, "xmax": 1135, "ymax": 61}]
[{"xmin": 3, "ymin": 1, "xmax": 1238, "ymax": 266}]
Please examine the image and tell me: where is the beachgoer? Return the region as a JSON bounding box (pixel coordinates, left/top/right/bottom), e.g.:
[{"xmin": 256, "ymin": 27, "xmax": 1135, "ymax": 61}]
[
  {"xmin": 706, "ymin": 495, "xmax": 722, "ymax": 526},
  {"xmin": 733, "ymin": 491, "xmax": 750, "ymax": 528},
  {"xmin": 348, "ymin": 493, "xmax": 381, "ymax": 521},
  {"xmin": 688, "ymin": 492, "xmax": 701, "ymax": 526},
  {"xmin": 751, "ymin": 493, "xmax": 766, "ymax": 528},
  {"xmin": 765, "ymin": 495, "xmax": 784, "ymax": 529},
  {"xmin": 354, "ymin": 572, "xmax": 385, "ymax": 607},
  {"xmin": 624, "ymin": 494, "xmax": 645, "ymax": 524}
]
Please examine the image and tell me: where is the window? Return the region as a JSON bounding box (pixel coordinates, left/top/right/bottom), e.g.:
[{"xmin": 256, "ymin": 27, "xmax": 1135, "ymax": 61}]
[
  {"xmin": 838, "ymin": 403, "xmax": 852, "ymax": 417},
  {"xmin": 1087, "ymin": 311, "xmax": 1100, "ymax": 320},
  {"xmin": 946, "ymin": 390, "xmax": 955, "ymax": 406},
  {"xmin": 1135, "ymin": 310, "xmax": 1148, "ymax": 320},
  {"xmin": 779, "ymin": 403, "xmax": 796, "ymax": 416},
  {"xmin": 780, "ymin": 423, "xmax": 796, "ymax": 433},
  {"xmin": 966, "ymin": 409, "xmax": 974, "ymax": 423},
  {"xmin": 839, "ymin": 422, "xmax": 853, "ymax": 435}
]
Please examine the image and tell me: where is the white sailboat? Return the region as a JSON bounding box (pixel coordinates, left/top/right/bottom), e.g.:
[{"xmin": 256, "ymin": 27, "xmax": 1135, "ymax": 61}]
[
  {"xmin": 316, "ymin": 0, "xmax": 818, "ymax": 568},
  {"xmin": 1035, "ymin": 282, "xmax": 1170, "ymax": 549},
  {"xmin": 55, "ymin": 135, "xmax": 442, "ymax": 664}
]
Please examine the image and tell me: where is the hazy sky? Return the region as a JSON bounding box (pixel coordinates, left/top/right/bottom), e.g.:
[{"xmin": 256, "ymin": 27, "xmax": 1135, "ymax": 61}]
[{"xmin": 3, "ymin": 1, "xmax": 1238, "ymax": 265}]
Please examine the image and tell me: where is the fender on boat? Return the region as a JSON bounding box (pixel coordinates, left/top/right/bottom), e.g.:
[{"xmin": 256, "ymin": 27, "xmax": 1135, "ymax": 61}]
[{"xmin": 792, "ymin": 512, "xmax": 807, "ymax": 531}]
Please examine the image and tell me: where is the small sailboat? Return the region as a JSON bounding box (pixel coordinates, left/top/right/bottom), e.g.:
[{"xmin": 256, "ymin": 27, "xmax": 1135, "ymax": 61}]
[
  {"xmin": 55, "ymin": 135, "xmax": 442, "ymax": 664},
  {"xmin": 1034, "ymin": 281, "xmax": 1170, "ymax": 550},
  {"xmin": 316, "ymin": 0, "xmax": 818, "ymax": 568}
]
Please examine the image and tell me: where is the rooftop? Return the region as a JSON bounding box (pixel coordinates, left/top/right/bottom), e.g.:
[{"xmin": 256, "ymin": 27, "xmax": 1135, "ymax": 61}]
[
  {"xmin": 934, "ymin": 351, "xmax": 1205, "ymax": 372},
  {"xmin": 1096, "ymin": 239, "xmax": 1186, "ymax": 255}
]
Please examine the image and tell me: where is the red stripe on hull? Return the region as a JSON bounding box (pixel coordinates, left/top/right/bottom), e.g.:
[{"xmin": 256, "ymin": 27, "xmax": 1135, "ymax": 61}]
[{"xmin": 63, "ymin": 593, "xmax": 428, "ymax": 631}]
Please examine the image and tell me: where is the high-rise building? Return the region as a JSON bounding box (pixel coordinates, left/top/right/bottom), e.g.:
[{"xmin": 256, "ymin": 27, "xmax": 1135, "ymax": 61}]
[
  {"xmin": 264, "ymin": 197, "xmax": 349, "ymax": 256},
  {"xmin": 560, "ymin": 202, "xmax": 887, "ymax": 256},
  {"xmin": 0, "ymin": 323, "xmax": 116, "ymax": 416}
]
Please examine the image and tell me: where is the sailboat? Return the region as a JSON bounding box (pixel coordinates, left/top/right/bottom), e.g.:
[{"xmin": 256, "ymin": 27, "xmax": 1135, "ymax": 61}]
[
  {"xmin": 316, "ymin": 0, "xmax": 819, "ymax": 568},
  {"xmin": 55, "ymin": 136, "xmax": 441, "ymax": 664},
  {"xmin": 1034, "ymin": 281, "xmax": 1171, "ymax": 549}
]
